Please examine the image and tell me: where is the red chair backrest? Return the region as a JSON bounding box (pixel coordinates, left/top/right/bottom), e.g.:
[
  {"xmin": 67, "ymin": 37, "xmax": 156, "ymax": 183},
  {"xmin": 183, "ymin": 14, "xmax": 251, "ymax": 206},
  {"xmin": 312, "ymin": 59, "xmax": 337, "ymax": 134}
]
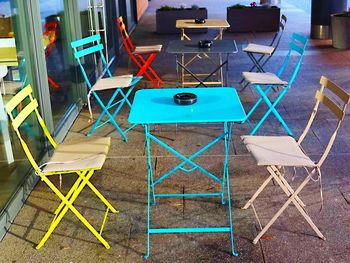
[{"xmin": 117, "ymin": 16, "xmax": 136, "ymax": 56}]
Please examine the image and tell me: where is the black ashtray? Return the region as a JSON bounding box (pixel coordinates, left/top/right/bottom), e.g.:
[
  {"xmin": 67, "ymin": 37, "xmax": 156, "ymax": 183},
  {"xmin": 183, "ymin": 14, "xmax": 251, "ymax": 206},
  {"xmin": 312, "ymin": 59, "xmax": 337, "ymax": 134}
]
[
  {"xmin": 195, "ymin": 18, "xmax": 206, "ymax": 24},
  {"xmin": 198, "ymin": 40, "xmax": 213, "ymax": 48},
  {"xmin": 173, "ymin": 92, "xmax": 197, "ymax": 105}
]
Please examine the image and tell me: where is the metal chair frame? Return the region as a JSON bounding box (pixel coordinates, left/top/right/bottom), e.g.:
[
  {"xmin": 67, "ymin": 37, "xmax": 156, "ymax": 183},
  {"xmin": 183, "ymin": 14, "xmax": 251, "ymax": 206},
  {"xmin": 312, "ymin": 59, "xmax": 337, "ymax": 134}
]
[
  {"xmin": 5, "ymin": 84, "xmax": 118, "ymax": 249},
  {"xmin": 242, "ymin": 76, "xmax": 350, "ymax": 244},
  {"xmin": 240, "ymin": 14, "xmax": 287, "ymax": 90},
  {"xmin": 71, "ymin": 34, "xmax": 141, "ymax": 141},
  {"xmin": 117, "ymin": 16, "xmax": 163, "ymax": 88},
  {"xmin": 242, "ymin": 33, "xmax": 308, "ymax": 137}
]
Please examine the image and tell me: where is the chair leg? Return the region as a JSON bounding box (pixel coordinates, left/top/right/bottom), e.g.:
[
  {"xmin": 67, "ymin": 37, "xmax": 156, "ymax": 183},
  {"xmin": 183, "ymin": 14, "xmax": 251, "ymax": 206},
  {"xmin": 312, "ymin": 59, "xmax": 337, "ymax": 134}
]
[
  {"xmin": 53, "ymin": 175, "xmax": 84, "ymax": 216},
  {"xmin": 37, "ymin": 170, "xmax": 114, "ymax": 249},
  {"xmin": 136, "ymin": 53, "xmax": 161, "ymax": 88},
  {"xmin": 138, "ymin": 54, "xmax": 164, "ymax": 84},
  {"xmin": 131, "ymin": 55, "xmax": 160, "ymax": 88},
  {"xmin": 242, "ymin": 85, "xmax": 274, "ymax": 123},
  {"xmin": 88, "ymin": 89, "xmax": 120, "ymax": 135},
  {"xmin": 271, "ymin": 166, "xmax": 306, "ymax": 207},
  {"xmin": 252, "ymin": 172, "xmax": 325, "ymax": 244},
  {"xmin": 250, "ymin": 85, "xmax": 294, "ymax": 136},
  {"xmin": 88, "ymin": 90, "xmax": 129, "ymax": 141},
  {"xmin": 242, "ymin": 174, "xmax": 273, "ymax": 210}
]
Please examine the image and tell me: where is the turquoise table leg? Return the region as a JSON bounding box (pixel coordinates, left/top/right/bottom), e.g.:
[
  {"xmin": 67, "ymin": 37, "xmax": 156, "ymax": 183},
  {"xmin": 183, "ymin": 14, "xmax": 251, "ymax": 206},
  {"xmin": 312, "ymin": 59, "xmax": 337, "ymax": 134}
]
[
  {"xmin": 144, "ymin": 124, "xmax": 152, "ymax": 258},
  {"xmin": 224, "ymin": 122, "xmax": 239, "ymax": 256},
  {"xmin": 143, "ymin": 122, "xmax": 238, "ymax": 257}
]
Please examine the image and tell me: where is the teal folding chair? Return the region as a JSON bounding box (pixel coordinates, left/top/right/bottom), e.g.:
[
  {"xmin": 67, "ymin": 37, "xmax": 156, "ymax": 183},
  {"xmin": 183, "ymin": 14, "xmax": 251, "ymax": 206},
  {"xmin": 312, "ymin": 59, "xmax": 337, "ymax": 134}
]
[
  {"xmin": 241, "ymin": 33, "xmax": 308, "ymax": 137},
  {"xmin": 71, "ymin": 34, "xmax": 142, "ymax": 141},
  {"xmin": 240, "ymin": 14, "xmax": 287, "ymax": 90}
]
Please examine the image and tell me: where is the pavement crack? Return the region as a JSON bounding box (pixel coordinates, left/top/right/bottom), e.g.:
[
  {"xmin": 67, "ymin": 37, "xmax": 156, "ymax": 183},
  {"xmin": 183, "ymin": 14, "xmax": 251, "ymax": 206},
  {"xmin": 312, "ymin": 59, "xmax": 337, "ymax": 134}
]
[
  {"xmin": 123, "ymin": 223, "xmax": 133, "ymax": 262},
  {"xmin": 338, "ymin": 187, "xmax": 350, "ymax": 205}
]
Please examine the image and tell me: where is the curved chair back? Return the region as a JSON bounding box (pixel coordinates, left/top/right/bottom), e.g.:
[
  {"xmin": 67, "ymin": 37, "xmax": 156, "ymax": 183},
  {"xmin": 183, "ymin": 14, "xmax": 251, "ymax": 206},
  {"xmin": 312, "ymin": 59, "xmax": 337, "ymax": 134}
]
[
  {"xmin": 5, "ymin": 84, "xmax": 57, "ymax": 172},
  {"xmin": 277, "ymin": 33, "xmax": 308, "ymax": 85},
  {"xmin": 71, "ymin": 34, "xmax": 111, "ymax": 90},
  {"xmin": 269, "ymin": 14, "xmax": 287, "ymax": 51},
  {"xmin": 117, "ymin": 16, "xmax": 135, "ymax": 56},
  {"xmin": 298, "ymin": 76, "xmax": 350, "ymax": 167}
]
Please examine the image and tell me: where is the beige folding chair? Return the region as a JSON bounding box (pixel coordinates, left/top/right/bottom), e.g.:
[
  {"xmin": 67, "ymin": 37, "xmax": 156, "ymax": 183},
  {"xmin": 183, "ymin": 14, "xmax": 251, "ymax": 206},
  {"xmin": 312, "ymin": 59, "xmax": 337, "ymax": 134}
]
[{"xmin": 241, "ymin": 76, "xmax": 350, "ymax": 244}]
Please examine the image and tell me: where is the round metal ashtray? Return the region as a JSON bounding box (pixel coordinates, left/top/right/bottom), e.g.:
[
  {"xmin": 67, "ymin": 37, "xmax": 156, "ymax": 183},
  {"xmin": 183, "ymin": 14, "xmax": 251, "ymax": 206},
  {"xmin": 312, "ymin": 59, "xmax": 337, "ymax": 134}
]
[
  {"xmin": 173, "ymin": 92, "xmax": 197, "ymax": 105},
  {"xmin": 195, "ymin": 18, "xmax": 206, "ymax": 24},
  {"xmin": 198, "ymin": 40, "xmax": 213, "ymax": 48}
]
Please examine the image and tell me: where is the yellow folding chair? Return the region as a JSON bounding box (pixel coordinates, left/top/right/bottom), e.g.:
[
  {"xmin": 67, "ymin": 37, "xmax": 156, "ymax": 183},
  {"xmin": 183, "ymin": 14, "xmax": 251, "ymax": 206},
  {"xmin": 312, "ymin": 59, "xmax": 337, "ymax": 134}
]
[
  {"xmin": 241, "ymin": 76, "xmax": 350, "ymax": 244},
  {"xmin": 5, "ymin": 84, "xmax": 118, "ymax": 249}
]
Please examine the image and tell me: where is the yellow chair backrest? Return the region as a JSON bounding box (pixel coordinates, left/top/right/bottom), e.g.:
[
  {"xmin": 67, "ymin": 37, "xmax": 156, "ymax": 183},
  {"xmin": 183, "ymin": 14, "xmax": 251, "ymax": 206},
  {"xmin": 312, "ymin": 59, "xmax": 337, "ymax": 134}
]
[{"xmin": 5, "ymin": 84, "xmax": 57, "ymax": 172}]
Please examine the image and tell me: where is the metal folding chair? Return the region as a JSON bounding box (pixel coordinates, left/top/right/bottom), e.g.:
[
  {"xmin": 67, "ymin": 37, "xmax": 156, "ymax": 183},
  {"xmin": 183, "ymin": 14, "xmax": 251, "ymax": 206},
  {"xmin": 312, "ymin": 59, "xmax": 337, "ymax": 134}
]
[
  {"xmin": 241, "ymin": 33, "xmax": 308, "ymax": 137},
  {"xmin": 241, "ymin": 76, "xmax": 350, "ymax": 244},
  {"xmin": 5, "ymin": 84, "xmax": 118, "ymax": 249},
  {"xmin": 240, "ymin": 14, "xmax": 287, "ymax": 90},
  {"xmin": 71, "ymin": 34, "xmax": 141, "ymax": 141},
  {"xmin": 117, "ymin": 16, "xmax": 164, "ymax": 88}
]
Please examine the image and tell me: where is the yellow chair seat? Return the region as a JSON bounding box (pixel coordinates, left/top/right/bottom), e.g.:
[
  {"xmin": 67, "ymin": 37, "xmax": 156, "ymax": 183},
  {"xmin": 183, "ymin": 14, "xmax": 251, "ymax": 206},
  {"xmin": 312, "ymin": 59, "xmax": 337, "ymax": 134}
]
[{"xmin": 42, "ymin": 137, "xmax": 110, "ymax": 173}]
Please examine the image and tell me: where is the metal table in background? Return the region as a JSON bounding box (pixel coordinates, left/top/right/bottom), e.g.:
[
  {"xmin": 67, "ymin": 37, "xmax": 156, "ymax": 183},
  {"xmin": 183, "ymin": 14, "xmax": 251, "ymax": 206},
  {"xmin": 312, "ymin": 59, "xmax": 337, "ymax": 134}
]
[
  {"xmin": 167, "ymin": 40, "xmax": 238, "ymax": 87},
  {"xmin": 176, "ymin": 19, "xmax": 230, "ymax": 41}
]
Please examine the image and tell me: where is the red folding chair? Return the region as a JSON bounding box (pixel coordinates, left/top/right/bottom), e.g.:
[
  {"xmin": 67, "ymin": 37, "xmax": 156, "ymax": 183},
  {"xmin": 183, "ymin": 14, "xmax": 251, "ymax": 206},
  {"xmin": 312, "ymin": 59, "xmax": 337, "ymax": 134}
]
[{"xmin": 117, "ymin": 16, "xmax": 163, "ymax": 88}]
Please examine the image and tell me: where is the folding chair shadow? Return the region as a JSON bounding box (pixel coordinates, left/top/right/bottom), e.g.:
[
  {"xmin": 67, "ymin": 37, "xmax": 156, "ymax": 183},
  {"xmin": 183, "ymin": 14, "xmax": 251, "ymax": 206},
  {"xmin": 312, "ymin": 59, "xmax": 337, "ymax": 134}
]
[
  {"xmin": 5, "ymin": 84, "xmax": 118, "ymax": 249},
  {"xmin": 241, "ymin": 33, "xmax": 308, "ymax": 137},
  {"xmin": 241, "ymin": 76, "xmax": 350, "ymax": 244},
  {"xmin": 71, "ymin": 34, "xmax": 141, "ymax": 141},
  {"xmin": 240, "ymin": 14, "xmax": 287, "ymax": 90},
  {"xmin": 117, "ymin": 16, "xmax": 164, "ymax": 88}
]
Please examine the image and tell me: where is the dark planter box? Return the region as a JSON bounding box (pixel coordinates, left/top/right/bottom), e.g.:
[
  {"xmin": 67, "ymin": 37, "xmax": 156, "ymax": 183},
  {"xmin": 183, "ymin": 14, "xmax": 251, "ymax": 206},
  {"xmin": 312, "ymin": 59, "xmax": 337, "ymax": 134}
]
[
  {"xmin": 156, "ymin": 8, "xmax": 208, "ymax": 34},
  {"xmin": 227, "ymin": 7, "xmax": 280, "ymax": 32},
  {"xmin": 331, "ymin": 13, "xmax": 350, "ymax": 49}
]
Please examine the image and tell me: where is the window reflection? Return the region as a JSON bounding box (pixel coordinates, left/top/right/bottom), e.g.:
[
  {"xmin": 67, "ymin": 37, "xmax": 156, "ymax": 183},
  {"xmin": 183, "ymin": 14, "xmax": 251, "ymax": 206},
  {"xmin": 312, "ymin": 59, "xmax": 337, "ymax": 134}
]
[
  {"xmin": 0, "ymin": 0, "xmax": 45, "ymax": 211},
  {"xmin": 39, "ymin": 0, "xmax": 77, "ymax": 127}
]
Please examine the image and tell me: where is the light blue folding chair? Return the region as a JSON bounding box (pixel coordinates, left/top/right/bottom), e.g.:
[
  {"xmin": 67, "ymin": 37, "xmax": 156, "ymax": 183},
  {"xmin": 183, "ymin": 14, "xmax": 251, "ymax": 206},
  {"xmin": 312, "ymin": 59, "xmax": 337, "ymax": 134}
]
[
  {"xmin": 71, "ymin": 34, "xmax": 142, "ymax": 141},
  {"xmin": 241, "ymin": 33, "xmax": 308, "ymax": 137}
]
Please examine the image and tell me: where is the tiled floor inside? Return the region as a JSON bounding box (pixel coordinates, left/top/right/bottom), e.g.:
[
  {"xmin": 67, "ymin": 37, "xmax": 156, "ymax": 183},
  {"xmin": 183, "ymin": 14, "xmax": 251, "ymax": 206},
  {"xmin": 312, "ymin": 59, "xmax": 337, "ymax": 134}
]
[{"xmin": 0, "ymin": 0, "xmax": 350, "ymax": 262}]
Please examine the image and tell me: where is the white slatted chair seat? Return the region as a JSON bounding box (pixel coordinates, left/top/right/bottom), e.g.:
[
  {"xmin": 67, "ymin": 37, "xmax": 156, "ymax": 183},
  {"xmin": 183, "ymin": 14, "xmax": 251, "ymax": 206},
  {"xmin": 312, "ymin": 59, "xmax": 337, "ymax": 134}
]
[
  {"xmin": 243, "ymin": 43, "xmax": 275, "ymax": 55},
  {"xmin": 42, "ymin": 137, "xmax": 110, "ymax": 173},
  {"xmin": 133, "ymin": 44, "xmax": 162, "ymax": 54},
  {"xmin": 91, "ymin": 74, "xmax": 133, "ymax": 91},
  {"xmin": 241, "ymin": 135, "xmax": 315, "ymax": 167},
  {"xmin": 242, "ymin": 72, "xmax": 288, "ymax": 85}
]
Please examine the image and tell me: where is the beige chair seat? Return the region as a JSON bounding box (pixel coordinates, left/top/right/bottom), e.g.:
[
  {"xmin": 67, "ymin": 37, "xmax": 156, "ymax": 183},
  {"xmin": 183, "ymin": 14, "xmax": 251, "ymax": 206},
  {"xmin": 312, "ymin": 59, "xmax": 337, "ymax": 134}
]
[
  {"xmin": 242, "ymin": 72, "xmax": 288, "ymax": 85},
  {"xmin": 92, "ymin": 74, "xmax": 133, "ymax": 92},
  {"xmin": 241, "ymin": 135, "xmax": 315, "ymax": 167},
  {"xmin": 42, "ymin": 137, "xmax": 111, "ymax": 173},
  {"xmin": 133, "ymin": 45, "xmax": 162, "ymax": 54},
  {"xmin": 243, "ymin": 43, "xmax": 275, "ymax": 55}
]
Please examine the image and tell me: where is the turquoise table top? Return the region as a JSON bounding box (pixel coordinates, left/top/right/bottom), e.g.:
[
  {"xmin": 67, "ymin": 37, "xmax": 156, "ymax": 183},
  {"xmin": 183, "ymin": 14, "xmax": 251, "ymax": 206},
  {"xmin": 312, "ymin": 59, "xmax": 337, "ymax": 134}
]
[{"xmin": 128, "ymin": 87, "xmax": 246, "ymax": 124}]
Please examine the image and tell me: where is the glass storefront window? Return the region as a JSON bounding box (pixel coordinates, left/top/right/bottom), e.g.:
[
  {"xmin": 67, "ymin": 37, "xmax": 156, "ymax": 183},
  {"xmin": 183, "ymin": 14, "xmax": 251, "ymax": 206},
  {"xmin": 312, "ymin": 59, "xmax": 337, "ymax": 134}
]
[
  {"xmin": 39, "ymin": 0, "xmax": 78, "ymax": 128},
  {"xmin": 0, "ymin": 0, "xmax": 46, "ymax": 211}
]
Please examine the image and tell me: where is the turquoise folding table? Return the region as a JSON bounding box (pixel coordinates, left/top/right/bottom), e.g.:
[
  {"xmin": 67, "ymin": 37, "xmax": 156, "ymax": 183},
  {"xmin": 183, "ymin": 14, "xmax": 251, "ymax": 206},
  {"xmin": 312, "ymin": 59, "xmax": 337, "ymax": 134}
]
[{"xmin": 128, "ymin": 87, "xmax": 246, "ymax": 258}]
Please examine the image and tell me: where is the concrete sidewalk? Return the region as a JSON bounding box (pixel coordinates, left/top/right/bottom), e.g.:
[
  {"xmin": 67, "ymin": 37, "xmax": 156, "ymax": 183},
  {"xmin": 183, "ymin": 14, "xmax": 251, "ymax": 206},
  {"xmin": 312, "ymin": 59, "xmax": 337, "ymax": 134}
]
[{"xmin": 0, "ymin": 1, "xmax": 349, "ymax": 262}]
